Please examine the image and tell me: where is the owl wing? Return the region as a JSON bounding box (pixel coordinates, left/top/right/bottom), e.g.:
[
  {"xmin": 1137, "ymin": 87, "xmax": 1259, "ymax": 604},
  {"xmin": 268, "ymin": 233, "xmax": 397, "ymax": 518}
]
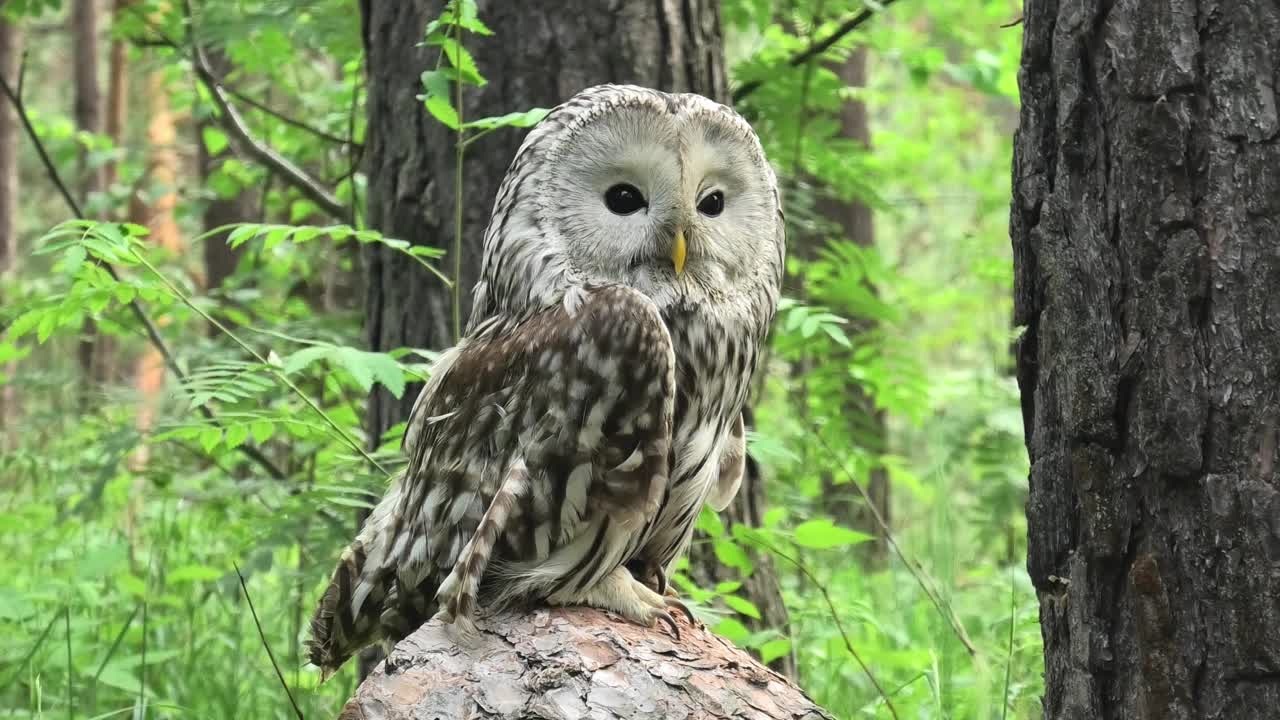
[
  {"xmin": 306, "ymin": 285, "xmax": 675, "ymax": 677},
  {"xmin": 707, "ymin": 411, "xmax": 747, "ymax": 512}
]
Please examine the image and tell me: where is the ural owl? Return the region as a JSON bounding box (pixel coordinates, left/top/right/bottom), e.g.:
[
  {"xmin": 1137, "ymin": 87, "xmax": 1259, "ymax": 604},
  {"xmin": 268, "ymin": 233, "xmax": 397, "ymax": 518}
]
[{"xmin": 307, "ymin": 84, "xmax": 783, "ymax": 676}]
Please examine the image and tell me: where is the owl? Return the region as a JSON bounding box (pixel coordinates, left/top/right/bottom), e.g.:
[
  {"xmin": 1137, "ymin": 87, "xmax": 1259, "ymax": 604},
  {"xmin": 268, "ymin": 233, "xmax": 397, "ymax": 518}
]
[{"xmin": 306, "ymin": 84, "xmax": 784, "ymax": 678}]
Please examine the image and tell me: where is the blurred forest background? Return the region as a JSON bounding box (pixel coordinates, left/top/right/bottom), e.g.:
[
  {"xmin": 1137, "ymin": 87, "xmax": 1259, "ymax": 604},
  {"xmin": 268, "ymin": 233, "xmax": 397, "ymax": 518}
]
[{"xmin": 0, "ymin": 0, "xmax": 1033, "ymax": 717}]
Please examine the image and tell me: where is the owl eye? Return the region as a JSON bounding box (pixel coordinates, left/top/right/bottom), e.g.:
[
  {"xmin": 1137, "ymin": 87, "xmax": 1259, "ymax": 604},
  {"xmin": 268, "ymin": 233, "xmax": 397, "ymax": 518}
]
[
  {"xmin": 604, "ymin": 184, "xmax": 647, "ymax": 215},
  {"xmin": 697, "ymin": 190, "xmax": 725, "ymax": 217}
]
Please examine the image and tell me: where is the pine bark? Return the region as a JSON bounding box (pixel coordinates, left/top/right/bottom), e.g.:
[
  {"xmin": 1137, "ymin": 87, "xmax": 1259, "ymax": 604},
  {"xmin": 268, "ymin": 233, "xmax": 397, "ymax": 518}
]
[
  {"xmin": 358, "ymin": 0, "xmax": 788, "ymax": 681},
  {"xmin": 1013, "ymin": 1, "xmax": 1280, "ymax": 718},
  {"xmin": 339, "ymin": 607, "xmax": 831, "ymax": 720}
]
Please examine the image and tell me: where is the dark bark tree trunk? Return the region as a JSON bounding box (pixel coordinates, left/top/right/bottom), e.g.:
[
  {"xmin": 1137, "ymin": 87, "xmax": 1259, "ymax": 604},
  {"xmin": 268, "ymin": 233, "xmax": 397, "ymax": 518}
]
[
  {"xmin": 813, "ymin": 47, "xmax": 890, "ymax": 568},
  {"xmin": 1013, "ymin": 2, "xmax": 1280, "ymax": 718},
  {"xmin": 358, "ymin": 0, "xmax": 786, "ymax": 678},
  {"xmin": 0, "ymin": 17, "xmax": 21, "ymax": 446},
  {"xmin": 197, "ymin": 50, "xmax": 251, "ymax": 300}
]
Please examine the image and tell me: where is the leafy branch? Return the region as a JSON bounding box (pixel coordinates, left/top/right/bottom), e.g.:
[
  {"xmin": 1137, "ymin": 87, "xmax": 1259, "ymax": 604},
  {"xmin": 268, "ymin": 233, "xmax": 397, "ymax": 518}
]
[
  {"xmin": 732, "ymin": 0, "xmax": 903, "ymax": 103},
  {"xmin": 183, "ymin": 2, "xmax": 350, "ymax": 224},
  {"xmin": 0, "ymin": 63, "xmax": 289, "ymax": 483}
]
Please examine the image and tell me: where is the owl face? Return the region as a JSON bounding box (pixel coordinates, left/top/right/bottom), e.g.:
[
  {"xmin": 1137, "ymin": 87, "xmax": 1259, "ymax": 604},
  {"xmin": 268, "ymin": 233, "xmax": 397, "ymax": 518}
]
[{"xmin": 531, "ymin": 89, "xmax": 782, "ymax": 308}]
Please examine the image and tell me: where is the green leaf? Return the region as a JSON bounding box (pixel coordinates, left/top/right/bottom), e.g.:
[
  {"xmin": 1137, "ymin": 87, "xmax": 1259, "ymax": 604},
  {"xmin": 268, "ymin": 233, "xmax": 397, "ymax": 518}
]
[
  {"xmin": 463, "ymin": 108, "xmax": 550, "ymax": 131},
  {"xmin": 420, "ymin": 70, "xmax": 460, "ymax": 129},
  {"xmin": 224, "ymin": 423, "xmax": 249, "ymax": 450},
  {"xmin": 759, "ymin": 638, "xmax": 792, "ymax": 664},
  {"xmin": 442, "ymin": 40, "xmax": 486, "ymax": 86},
  {"xmin": 715, "ymin": 618, "xmax": 750, "ymax": 644},
  {"xmin": 202, "ymin": 126, "xmax": 229, "ymax": 156},
  {"xmin": 167, "ymin": 564, "xmax": 223, "ymax": 584},
  {"xmin": 696, "ymin": 505, "xmax": 725, "ymax": 538},
  {"xmin": 723, "ymin": 594, "xmax": 762, "ymax": 620},
  {"xmin": 713, "ymin": 538, "xmax": 754, "ymax": 575},
  {"xmin": 250, "ymin": 420, "xmax": 274, "ymax": 444},
  {"xmin": 793, "ymin": 519, "xmax": 873, "ymax": 549}
]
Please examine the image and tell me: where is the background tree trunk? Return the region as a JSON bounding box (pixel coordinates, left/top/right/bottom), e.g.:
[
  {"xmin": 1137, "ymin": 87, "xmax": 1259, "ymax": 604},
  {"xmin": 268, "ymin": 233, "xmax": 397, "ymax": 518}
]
[
  {"xmin": 814, "ymin": 47, "xmax": 889, "ymax": 568},
  {"xmin": 71, "ymin": 0, "xmax": 109, "ymax": 389},
  {"xmin": 0, "ymin": 17, "xmax": 21, "ymax": 447},
  {"xmin": 197, "ymin": 50, "xmax": 251, "ymax": 300},
  {"xmin": 1013, "ymin": 2, "xmax": 1280, "ymax": 718},
  {"xmin": 358, "ymin": 0, "xmax": 786, "ymax": 679}
]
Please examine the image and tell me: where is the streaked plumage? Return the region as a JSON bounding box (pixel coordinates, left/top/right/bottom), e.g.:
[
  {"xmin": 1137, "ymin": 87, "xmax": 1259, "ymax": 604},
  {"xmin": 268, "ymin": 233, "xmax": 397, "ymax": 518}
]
[{"xmin": 307, "ymin": 84, "xmax": 783, "ymax": 677}]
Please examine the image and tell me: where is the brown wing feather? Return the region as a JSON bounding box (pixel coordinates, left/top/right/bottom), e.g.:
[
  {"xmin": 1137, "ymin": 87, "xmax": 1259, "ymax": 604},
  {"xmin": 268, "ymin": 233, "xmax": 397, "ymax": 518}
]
[{"xmin": 306, "ymin": 285, "xmax": 674, "ymax": 677}]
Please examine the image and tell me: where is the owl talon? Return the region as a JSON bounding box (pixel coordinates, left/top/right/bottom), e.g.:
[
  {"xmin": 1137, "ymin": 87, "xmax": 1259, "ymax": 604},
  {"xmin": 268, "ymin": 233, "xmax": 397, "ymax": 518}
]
[
  {"xmin": 664, "ymin": 596, "xmax": 700, "ymax": 629},
  {"xmin": 652, "ymin": 609, "xmax": 681, "ymax": 640}
]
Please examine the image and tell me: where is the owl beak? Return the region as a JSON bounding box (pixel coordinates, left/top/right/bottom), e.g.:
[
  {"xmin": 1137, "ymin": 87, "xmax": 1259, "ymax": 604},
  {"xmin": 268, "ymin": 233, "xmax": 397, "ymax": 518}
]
[{"xmin": 672, "ymin": 229, "xmax": 687, "ymax": 275}]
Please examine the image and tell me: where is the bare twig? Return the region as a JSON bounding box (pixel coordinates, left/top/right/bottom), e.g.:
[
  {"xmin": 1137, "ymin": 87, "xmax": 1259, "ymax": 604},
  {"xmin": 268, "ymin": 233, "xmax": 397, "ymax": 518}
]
[
  {"xmin": 813, "ymin": 433, "xmax": 977, "ymax": 654},
  {"xmin": 740, "ymin": 535, "xmax": 899, "ymax": 720},
  {"xmin": 732, "ymin": 0, "xmax": 902, "ymax": 103},
  {"xmin": 0, "ymin": 64, "xmax": 290, "ymax": 483},
  {"xmin": 1, "ymin": 606, "xmax": 64, "ymax": 692},
  {"xmin": 63, "ymin": 607, "xmax": 73, "ymax": 720},
  {"xmin": 234, "ymin": 563, "xmax": 306, "ymax": 720}
]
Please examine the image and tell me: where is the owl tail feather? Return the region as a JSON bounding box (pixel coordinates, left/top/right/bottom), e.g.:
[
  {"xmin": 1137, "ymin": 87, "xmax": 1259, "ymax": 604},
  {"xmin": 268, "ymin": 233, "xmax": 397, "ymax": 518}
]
[
  {"xmin": 306, "ymin": 485, "xmax": 406, "ymax": 680},
  {"xmin": 306, "ymin": 540, "xmax": 377, "ymax": 681}
]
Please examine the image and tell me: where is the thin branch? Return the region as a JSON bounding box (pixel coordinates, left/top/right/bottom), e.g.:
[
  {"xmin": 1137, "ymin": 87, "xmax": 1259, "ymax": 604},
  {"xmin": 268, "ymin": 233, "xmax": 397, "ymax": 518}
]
[
  {"xmin": 813, "ymin": 433, "xmax": 977, "ymax": 655},
  {"xmin": 0, "ymin": 65, "xmax": 290, "ymax": 483},
  {"xmin": 131, "ymin": 249, "xmax": 391, "ymax": 476},
  {"xmin": 182, "ymin": 1, "xmax": 349, "ymax": 223},
  {"xmin": 740, "ymin": 535, "xmax": 899, "ymax": 720},
  {"xmin": 223, "ymin": 83, "xmax": 360, "ymax": 149},
  {"xmin": 1, "ymin": 606, "xmax": 64, "ymax": 692},
  {"xmin": 0, "ymin": 66, "xmax": 83, "ymax": 217},
  {"xmin": 732, "ymin": 0, "xmax": 902, "ymax": 103},
  {"xmin": 234, "ymin": 563, "xmax": 306, "ymax": 720}
]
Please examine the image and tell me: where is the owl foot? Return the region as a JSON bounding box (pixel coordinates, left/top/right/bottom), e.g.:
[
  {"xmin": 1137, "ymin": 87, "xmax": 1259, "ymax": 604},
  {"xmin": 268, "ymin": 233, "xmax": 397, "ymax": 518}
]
[{"xmin": 559, "ymin": 566, "xmax": 691, "ymax": 640}]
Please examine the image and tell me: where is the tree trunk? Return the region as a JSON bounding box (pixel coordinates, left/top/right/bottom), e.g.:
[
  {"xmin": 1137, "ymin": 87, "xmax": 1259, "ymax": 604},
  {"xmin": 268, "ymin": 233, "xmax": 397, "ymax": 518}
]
[
  {"xmin": 197, "ymin": 50, "xmax": 250, "ymax": 299},
  {"xmin": 0, "ymin": 17, "xmax": 21, "ymax": 447},
  {"xmin": 104, "ymin": 0, "xmax": 131, "ymax": 191},
  {"xmin": 339, "ymin": 607, "xmax": 832, "ymax": 720},
  {"xmin": 1013, "ymin": 2, "xmax": 1280, "ymax": 718},
  {"xmin": 358, "ymin": 0, "xmax": 786, "ymax": 681},
  {"xmin": 127, "ymin": 62, "xmax": 182, "ymax": 472},
  {"xmin": 71, "ymin": 0, "xmax": 112, "ymax": 389},
  {"xmin": 813, "ymin": 47, "xmax": 889, "ymax": 567},
  {"xmin": 71, "ymin": 0, "xmax": 104, "ymax": 198}
]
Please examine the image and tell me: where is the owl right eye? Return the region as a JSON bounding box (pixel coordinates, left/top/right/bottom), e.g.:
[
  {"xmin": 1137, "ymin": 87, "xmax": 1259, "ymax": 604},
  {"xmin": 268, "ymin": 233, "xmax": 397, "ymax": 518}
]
[{"xmin": 604, "ymin": 184, "xmax": 647, "ymax": 215}]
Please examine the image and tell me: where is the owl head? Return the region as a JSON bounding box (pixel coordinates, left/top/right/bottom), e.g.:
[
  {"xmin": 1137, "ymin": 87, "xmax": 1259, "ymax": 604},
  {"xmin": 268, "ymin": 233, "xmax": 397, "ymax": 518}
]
[{"xmin": 471, "ymin": 85, "xmax": 784, "ymax": 325}]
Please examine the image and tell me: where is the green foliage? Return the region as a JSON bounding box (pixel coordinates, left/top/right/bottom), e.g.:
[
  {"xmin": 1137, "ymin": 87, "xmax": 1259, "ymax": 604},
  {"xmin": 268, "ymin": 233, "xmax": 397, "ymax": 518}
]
[{"xmin": 0, "ymin": 0, "xmax": 1037, "ymax": 718}]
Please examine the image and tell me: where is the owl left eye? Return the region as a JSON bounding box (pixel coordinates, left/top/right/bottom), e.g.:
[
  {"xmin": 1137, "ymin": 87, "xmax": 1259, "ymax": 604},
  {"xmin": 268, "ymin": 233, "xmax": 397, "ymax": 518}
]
[{"xmin": 697, "ymin": 191, "xmax": 725, "ymax": 217}]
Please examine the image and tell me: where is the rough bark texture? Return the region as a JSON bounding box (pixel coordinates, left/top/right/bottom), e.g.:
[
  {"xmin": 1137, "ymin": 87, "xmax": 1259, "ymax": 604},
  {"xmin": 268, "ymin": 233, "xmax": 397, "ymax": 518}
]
[
  {"xmin": 71, "ymin": 0, "xmax": 104, "ymax": 198},
  {"xmin": 339, "ymin": 607, "xmax": 831, "ymax": 720},
  {"xmin": 359, "ymin": 0, "xmax": 788, "ymax": 680},
  {"xmin": 1012, "ymin": 2, "xmax": 1280, "ymax": 718},
  {"xmin": 197, "ymin": 50, "xmax": 250, "ymax": 297}
]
